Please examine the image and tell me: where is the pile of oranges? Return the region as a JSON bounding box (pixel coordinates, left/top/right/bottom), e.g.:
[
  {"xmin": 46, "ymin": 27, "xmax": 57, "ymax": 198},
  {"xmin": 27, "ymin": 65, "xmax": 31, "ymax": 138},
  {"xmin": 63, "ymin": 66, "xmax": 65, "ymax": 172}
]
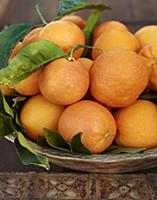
[{"xmin": 1, "ymin": 15, "xmax": 157, "ymax": 154}]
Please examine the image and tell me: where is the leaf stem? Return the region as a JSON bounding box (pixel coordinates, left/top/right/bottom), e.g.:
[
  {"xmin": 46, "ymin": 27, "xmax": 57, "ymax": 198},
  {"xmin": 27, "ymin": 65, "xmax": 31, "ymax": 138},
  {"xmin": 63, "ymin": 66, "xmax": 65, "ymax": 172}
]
[
  {"xmin": 35, "ymin": 4, "xmax": 48, "ymax": 26},
  {"xmin": 68, "ymin": 44, "xmax": 103, "ymax": 61}
]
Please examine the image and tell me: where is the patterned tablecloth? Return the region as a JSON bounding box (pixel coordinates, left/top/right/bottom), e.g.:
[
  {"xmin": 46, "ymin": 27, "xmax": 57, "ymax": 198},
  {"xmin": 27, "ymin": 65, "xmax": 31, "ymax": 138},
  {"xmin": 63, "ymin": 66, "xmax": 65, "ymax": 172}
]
[{"xmin": 0, "ymin": 172, "xmax": 156, "ymax": 200}]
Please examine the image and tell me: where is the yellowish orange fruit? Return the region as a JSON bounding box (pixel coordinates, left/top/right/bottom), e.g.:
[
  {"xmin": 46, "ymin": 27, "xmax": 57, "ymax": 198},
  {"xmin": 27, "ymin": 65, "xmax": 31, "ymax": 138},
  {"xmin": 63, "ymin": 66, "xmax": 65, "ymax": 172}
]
[
  {"xmin": 60, "ymin": 15, "xmax": 86, "ymax": 30},
  {"xmin": 135, "ymin": 25, "xmax": 157, "ymax": 48},
  {"xmin": 39, "ymin": 58, "xmax": 89, "ymax": 105},
  {"xmin": 115, "ymin": 100, "xmax": 157, "ymax": 149},
  {"xmin": 15, "ymin": 69, "xmax": 42, "ymax": 96},
  {"xmin": 77, "ymin": 57, "xmax": 94, "ymax": 72},
  {"xmin": 139, "ymin": 41, "xmax": 157, "ymax": 91},
  {"xmin": 58, "ymin": 100, "xmax": 117, "ymax": 154},
  {"xmin": 92, "ymin": 29, "xmax": 140, "ymax": 60},
  {"xmin": 90, "ymin": 49, "xmax": 149, "ymax": 107},
  {"xmin": 93, "ymin": 20, "xmax": 128, "ymax": 43},
  {"xmin": 8, "ymin": 42, "xmax": 23, "ymax": 63},
  {"xmin": 38, "ymin": 20, "xmax": 85, "ymax": 58},
  {"xmin": 20, "ymin": 94, "xmax": 64, "ymax": 141},
  {"xmin": 0, "ymin": 85, "xmax": 15, "ymax": 96},
  {"xmin": 22, "ymin": 27, "xmax": 43, "ymax": 46}
]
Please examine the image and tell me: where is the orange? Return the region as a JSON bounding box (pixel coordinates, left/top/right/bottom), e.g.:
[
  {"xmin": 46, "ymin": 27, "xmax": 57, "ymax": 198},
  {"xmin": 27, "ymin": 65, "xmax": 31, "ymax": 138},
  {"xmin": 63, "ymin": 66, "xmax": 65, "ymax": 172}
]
[
  {"xmin": 22, "ymin": 27, "xmax": 43, "ymax": 46},
  {"xmin": 8, "ymin": 42, "xmax": 23, "ymax": 63},
  {"xmin": 0, "ymin": 85, "xmax": 15, "ymax": 96},
  {"xmin": 115, "ymin": 100, "xmax": 157, "ymax": 149},
  {"xmin": 90, "ymin": 49, "xmax": 149, "ymax": 107},
  {"xmin": 135, "ymin": 25, "xmax": 157, "ymax": 48},
  {"xmin": 139, "ymin": 41, "xmax": 157, "ymax": 91},
  {"xmin": 38, "ymin": 20, "xmax": 85, "ymax": 58},
  {"xmin": 77, "ymin": 57, "xmax": 94, "ymax": 72},
  {"xmin": 39, "ymin": 58, "xmax": 89, "ymax": 105},
  {"xmin": 15, "ymin": 69, "xmax": 42, "ymax": 96},
  {"xmin": 60, "ymin": 15, "xmax": 86, "ymax": 30},
  {"xmin": 93, "ymin": 20, "xmax": 128, "ymax": 43},
  {"xmin": 20, "ymin": 94, "xmax": 64, "ymax": 141},
  {"xmin": 92, "ymin": 29, "xmax": 140, "ymax": 60},
  {"xmin": 58, "ymin": 100, "xmax": 117, "ymax": 154}
]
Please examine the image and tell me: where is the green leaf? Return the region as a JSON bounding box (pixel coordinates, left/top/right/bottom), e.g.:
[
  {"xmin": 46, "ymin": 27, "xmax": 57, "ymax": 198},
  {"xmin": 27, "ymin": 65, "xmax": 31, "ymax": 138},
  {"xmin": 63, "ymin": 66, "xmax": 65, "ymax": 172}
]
[
  {"xmin": 140, "ymin": 90, "xmax": 157, "ymax": 100},
  {"xmin": 45, "ymin": 129, "xmax": 70, "ymax": 152},
  {"xmin": 37, "ymin": 136, "xmax": 48, "ymax": 147},
  {"xmin": 0, "ymin": 113, "xmax": 15, "ymax": 138},
  {"xmin": 2, "ymin": 94, "xmax": 14, "ymax": 118},
  {"xmin": 15, "ymin": 137, "xmax": 50, "ymax": 170},
  {"xmin": 105, "ymin": 144, "xmax": 145, "ymax": 154},
  {"xmin": 0, "ymin": 93, "xmax": 15, "ymax": 138},
  {"xmin": 0, "ymin": 40, "xmax": 67, "ymax": 87},
  {"xmin": 83, "ymin": 10, "xmax": 103, "ymax": 56},
  {"xmin": 0, "ymin": 23, "xmax": 36, "ymax": 68},
  {"xmin": 54, "ymin": 1, "xmax": 111, "ymax": 20},
  {"xmin": 16, "ymin": 131, "xmax": 36, "ymax": 154},
  {"xmin": 70, "ymin": 132, "xmax": 91, "ymax": 154},
  {"xmin": 54, "ymin": 0, "xmax": 89, "ymax": 19}
]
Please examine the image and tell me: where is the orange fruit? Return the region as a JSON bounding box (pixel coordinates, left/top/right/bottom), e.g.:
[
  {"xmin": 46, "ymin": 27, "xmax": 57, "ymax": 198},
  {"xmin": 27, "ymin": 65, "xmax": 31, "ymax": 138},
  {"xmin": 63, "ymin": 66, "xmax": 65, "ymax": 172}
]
[
  {"xmin": 77, "ymin": 57, "xmax": 93, "ymax": 72},
  {"xmin": 15, "ymin": 69, "xmax": 42, "ymax": 96},
  {"xmin": 60, "ymin": 15, "xmax": 86, "ymax": 30},
  {"xmin": 38, "ymin": 20, "xmax": 85, "ymax": 58},
  {"xmin": 20, "ymin": 94, "xmax": 64, "ymax": 141},
  {"xmin": 115, "ymin": 100, "xmax": 157, "ymax": 149},
  {"xmin": 92, "ymin": 29, "xmax": 140, "ymax": 60},
  {"xmin": 93, "ymin": 20, "xmax": 128, "ymax": 43},
  {"xmin": 90, "ymin": 49, "xmax": 149, "ymax": 107},
  {"xmin": 39, "ymin": 58, "xmax": 89, "ymax": 105},
  {"xmin": 135, "ymin": 25, "xmax": 157, "ymax": 48},
  {"xmin": 139, "ymin": 41, "xmax": 157, "ymax": 91},
  {"xmin": 22, "ymin": 27, "xmax": 43, "ymax": 46},
  {"xmin": 58, "ymin": 100, "xmax": 117, "ymax": 154},
  {"xmin": 8, "ymin": 42, "xmax": 23, "ymax": 63},
  {"xmin": 0, "ymin": 85, "xmax": 15, "ymax": 96}
]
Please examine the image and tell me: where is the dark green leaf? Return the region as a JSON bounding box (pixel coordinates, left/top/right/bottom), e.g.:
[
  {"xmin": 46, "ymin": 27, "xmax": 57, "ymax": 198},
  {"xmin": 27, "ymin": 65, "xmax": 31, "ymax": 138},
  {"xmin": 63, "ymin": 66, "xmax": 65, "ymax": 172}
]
[
  {"xmin": 0, "ymin": 40, "xmax": 67, "ymax": 87},
  {"xmin": 105, "ymin": 144, "xmax": 145, "ymax": 154},
  {"xmin": 70, "ymin": 132, "xmax": 91, "ymax": 154},
  {"xmin": 0, "ymin": 23, "xmax": 35, "ymax": 68},
  {"xmin": 45, "ymin": 129, "xmax": 70, "ymax": 152},
  {"xmin": 0, "ymin": 113, "xmax": 15, "ymax": 138},
  {"xmin": 54, "ymin": 2, "xmax": 111, "ymax": 20},
  {"xmin": 2, "ymin": 94, "xmax": 14, "ymax": 118},
  {"xmin": 37, "ymin": 136, "xmax": 48, "ymax": 147},
  {"xmin": 140, "ymin": 90, "xmax": 157, "ymax": 100},
  {"xmin": 83, "ymin": 10, "xmax": 103, "ymax": 56},
  {"xmin": 54, "ymin": 0, "xmax": 89, "ymax": 19},
  {"xmin": 15, "ymin": 138, "xmax": 50, "ymax": 170}
]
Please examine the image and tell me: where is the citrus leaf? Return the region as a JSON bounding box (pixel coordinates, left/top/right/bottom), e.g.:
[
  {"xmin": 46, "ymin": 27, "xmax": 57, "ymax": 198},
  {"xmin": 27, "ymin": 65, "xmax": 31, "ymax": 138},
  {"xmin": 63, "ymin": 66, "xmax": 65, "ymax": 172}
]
[
  {"xmin": 16, "ymin": 131, "xmax": 36, "ymax": 154},
  {"xmin": 105, "ymin": 144, "xmax": 145, "ymax": 154},
  {"xmin": 45, "ymin": 129, "xmax": 70, "ymax": 152},
  {"xmin": 0, "ymin": 40, "xmax": 67, "ymax": 87},
  {"xmin": 37, "ymin": 136, "xmax": 48, "ymax": 147},
  {"xmin": 15, "ymin": 137, "xmax": 50, "ymax": 170},
  {"xmin": 83, "ymin": 10, "xmax": 103, "ymax": 56},
  {"xmin": 70, "ymin": 132, "xmax": 91, "ymax": 154},
  {"xmin": 2, "ymin": 94, "xmax": 14, "ymax": 118},
  {"xmin": 54, "ymin": 0, "xmax": 89, "ymax": 19},
  {"xmin": 0, "ymin": 23, "xmax": 36, "ymax": 68},
  {"xmin": 54, "ymin": 2, "xmax": 111, "ymax": 20},
  {"xmin": 0, "ymin": 113, "xmax": 14, "ymax": 139},
  {"xmin": 140, "ymin": 90, "xmax": 157, "ymax": 100}
]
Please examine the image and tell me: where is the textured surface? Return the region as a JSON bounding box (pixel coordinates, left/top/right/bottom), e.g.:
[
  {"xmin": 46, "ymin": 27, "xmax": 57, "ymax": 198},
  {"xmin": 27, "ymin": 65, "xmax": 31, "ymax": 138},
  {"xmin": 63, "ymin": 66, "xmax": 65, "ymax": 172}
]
[{"xmin": 0, "ymin": 173, "xmax": 157, "ymax": 200}]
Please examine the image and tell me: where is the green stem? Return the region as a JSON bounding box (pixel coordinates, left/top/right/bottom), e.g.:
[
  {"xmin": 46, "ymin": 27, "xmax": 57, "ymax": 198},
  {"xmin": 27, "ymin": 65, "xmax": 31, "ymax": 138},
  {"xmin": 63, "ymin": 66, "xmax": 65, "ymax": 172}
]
[
  {"xmin": 68, "ymin": 44, "xmax": 103, "ymax": 61},
  {"xmin": 35, "ymin": 4, "xmax": 48, "ymax": 26}
]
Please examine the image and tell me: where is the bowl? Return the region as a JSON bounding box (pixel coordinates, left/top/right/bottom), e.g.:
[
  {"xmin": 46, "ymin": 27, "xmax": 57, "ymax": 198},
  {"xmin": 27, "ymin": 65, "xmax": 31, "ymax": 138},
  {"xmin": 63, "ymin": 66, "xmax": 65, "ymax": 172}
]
[{"xmin": 6, "ymin": 135, "xmax": 157, "ymax": 173}]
